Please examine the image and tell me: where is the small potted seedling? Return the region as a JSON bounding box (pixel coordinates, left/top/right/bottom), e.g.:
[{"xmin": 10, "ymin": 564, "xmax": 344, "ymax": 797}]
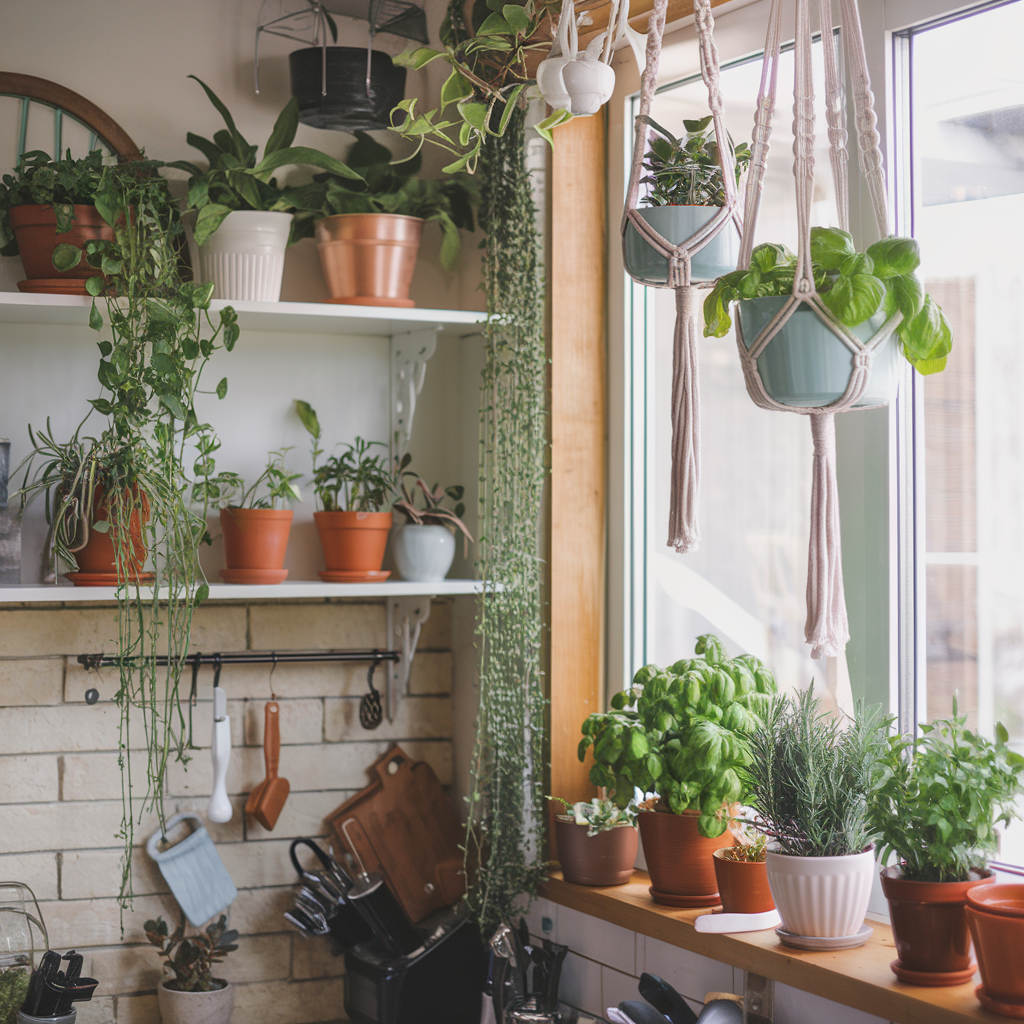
[
  {"xmin": 146, "ymin": 914, "xmax": 238, "ymax": 1024},
  {"xmin": 551, "ymin": 791, "xmax": 639, "ymax": 888},
  {"xmin": 712, "ymin": 823, "xmax": 774, "ymax": 915}
]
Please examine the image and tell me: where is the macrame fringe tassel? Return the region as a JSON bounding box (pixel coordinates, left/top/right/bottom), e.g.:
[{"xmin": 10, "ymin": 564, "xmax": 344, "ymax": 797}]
[
  {"xmin": 667, "ymin": 286, "xmax": 701, "ymax": 553},
  {"xmin": 805, "ymin": 412, "xmax": 850, "ymax": 658}
]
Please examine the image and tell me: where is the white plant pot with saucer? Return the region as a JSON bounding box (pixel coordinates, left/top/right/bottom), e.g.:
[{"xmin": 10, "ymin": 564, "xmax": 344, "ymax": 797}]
[
  {"xmin": 157, "ymin": 980, "xmax": 234, "ymax": 1024},
  {"xmin": 392, "ymin": 523, "xmax": 456, "ymax": 582},
  {"xmin": 191, "ymin": 210, "xmax": 293, "ymax": 302}
]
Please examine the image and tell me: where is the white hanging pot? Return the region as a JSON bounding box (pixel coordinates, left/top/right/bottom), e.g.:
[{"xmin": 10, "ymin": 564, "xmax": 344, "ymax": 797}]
[
  {"xmin": 562, "ymin": 57, "xmax": 616, "ymax": 116},
  {"xmin": 194, "ymin": 210, "xmax": 293, "ymax": 303},
  {"xmin": 537, "ymin": 0, "xmax": 575, "ymax": 111},
  {"xmin": 392, "ymin": 523, "xmax": 456, "ymax": 582}
]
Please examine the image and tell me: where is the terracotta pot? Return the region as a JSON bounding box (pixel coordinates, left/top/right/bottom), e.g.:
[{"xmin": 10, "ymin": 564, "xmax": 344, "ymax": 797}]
[
  {"xmin": 881, "ymin": 866, "xmax": 994, "ymax": 985},
  {"xmin": 555, "ymin": 816, "xmax": 638, "ymax": 887},
  {"xmin": 314, "ymin": 510, "xmax": 392, "ymax": 572},
  {"xmin": 68, "ymin": 487, "xmax": 150, "ymax": 585},
  {"xmin": 713, "ymin": 849, "xmax": 775, "ymax": 915},
  {"xmin": 219, "ymin": 508, "xmax": 293, "ymax": 585},
  {"xmin": 967, "ymin": 884, "xmax": 1024, "ymax": 1008},
  {"xmin": 157, "ymin": 979, "xmax": 234, "ymax": 1024},
  {"xmin": 9, "ymin": 204, "xmax": 114, "ymax": 291},
  {"xmin": 637, "ymin": 809, "xmax": 735, "ymax": 906},
  {"xmin": 315, "ymin": 214, "xmax": 423, "ymax": 307}
]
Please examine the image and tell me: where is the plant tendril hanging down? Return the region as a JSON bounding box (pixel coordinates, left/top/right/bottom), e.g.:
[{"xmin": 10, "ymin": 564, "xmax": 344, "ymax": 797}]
[{"xmin": 464, "ymin": 105, "xmax": 548, "ymax": 935}]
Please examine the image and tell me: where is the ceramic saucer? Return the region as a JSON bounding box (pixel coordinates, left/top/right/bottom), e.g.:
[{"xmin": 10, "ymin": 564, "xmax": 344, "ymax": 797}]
[
  {"xmin": 649, "ymin": 887, "xmax": 722, "ymax": 908},
  {"xmin": 775, "ymin": 924, "xmax": 873, "ymax": 950},
  {"xmin": 317, "ymin": 569, "xmax": 391, "ymax": 582},
  {"xmin": 64, "ymin": 571, "xmax": 156, "ymax": 587},
  {"xmin": 890, "ymin": 960, "xmax": 976, "ymax": 987},
  {"xmin": 977, "ymin": 985, "xmax": 1024, "ymax": 1018},
  {"xmin": 17, "ymin": 278, "xmax": 96, "ymax": 295},
  {"xmin": 220, "ymin": 568, "xmax": 288, "ymax": 585}
]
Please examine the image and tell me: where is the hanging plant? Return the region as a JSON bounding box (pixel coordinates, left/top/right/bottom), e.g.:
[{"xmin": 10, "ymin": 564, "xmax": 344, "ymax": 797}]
[{"xmin": 463, "ymin": 105, "xmax": 548, "ymax": 935}]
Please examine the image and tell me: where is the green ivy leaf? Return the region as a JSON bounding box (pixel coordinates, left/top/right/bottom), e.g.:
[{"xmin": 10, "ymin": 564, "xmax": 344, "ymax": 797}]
[
  {"xmin": 215, "ymin": 377, "xmax": 228, "ymax": 400},
  {"xmin": 51, "ymin": 243, "xmax": 82, "ymax": 272}
]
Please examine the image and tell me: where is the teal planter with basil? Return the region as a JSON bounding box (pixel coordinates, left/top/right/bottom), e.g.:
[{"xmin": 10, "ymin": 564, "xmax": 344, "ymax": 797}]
[
  {"xmin": 624, "ymin": 206, "xmax": 739, "ymax": 285},
  {"xmin": 737, "ymin": 297, "xmax": 898, "ymax": 409}
]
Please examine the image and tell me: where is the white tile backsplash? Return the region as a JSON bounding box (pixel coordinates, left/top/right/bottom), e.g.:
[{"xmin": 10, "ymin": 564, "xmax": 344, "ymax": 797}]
[
  {"xmin": 640, "ymin": 934, "xmax": 736, "ymax": 1004},
  {"xmin": 601, "ymin": 965, "xmax": 640, "ymax": 1011},
  {"xmin": 558, "ymin": 905, "xmax": 637, "ymax": 975},
  {"xmin": 773, "ymin": 983, "xmax": 889, "ymax": 1024},
  {"xmin": 560, "ymin": 950, "xmax": 604, "ymax": 1018}
]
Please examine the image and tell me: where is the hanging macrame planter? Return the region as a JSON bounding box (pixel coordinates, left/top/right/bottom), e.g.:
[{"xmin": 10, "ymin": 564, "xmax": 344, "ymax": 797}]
[
  {"xmin": 736, "ymin": 0, "xmax": 902, "ymax": 658},
  {"xmin": 621, "ymin": 0, "xmax": 742, "ymax": 554}
]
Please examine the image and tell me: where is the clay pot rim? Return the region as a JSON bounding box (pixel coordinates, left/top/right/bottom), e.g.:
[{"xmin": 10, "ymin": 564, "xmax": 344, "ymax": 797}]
[
  {"xmin": 966, "ymin": 883, "xmax": 1024, "ymax": 917},
  {"xmin": 713, "ymin": 848, "xmax": 767, "ymax": 865},
  {"xmin": 9, "ymin": 201, "xmax": 103, "ymax": 219},
  {"xmin": 766, "ymin": 843, "xmax": 875, "ymax": 864},
  {"xmin": 315, "ymin": 212, "xmax": 425, "ymax": 227},
  {"xmin": 160, "ymin": 978, "xmax": 231, "ymax": 993},
  {"xmin": 221, "ymin": 506, "xmax": 294, "ymax": 518},
  {"xmin": 555, "ymin": 815, "xmax": 637, "ymax": 830},
  {"xmin": 314, "ymin": 509, "xmax": 393, "ymax": 520},
  {"xmin": 880, "ymin": 864, "xmax": 994, "ymax": 901}
]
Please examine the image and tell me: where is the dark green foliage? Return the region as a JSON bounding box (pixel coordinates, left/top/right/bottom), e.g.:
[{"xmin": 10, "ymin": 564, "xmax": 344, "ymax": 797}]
[
  {"xmin": 744, "ymin": 686, "xmax": 890, "ymax": 857},
  {"xmin": 145, "ymin": 915, "xmax": 238, "ymax": 993},
  {"xmin": 869, "ymin": 701, "xmax": 1024, "ymax": 882},
  {"xmin": 702, "ymin": 227, "xmax": 952, "ymax": 375},
  {"xmin": 580, "ymin": 633, "xmax": 777, "ymax": 837}
]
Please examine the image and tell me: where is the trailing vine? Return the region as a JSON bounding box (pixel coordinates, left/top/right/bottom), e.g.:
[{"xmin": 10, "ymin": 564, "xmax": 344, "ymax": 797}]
[{"xmin": 464, "ymin": 105, "xmax": 549, "ymax": 935}]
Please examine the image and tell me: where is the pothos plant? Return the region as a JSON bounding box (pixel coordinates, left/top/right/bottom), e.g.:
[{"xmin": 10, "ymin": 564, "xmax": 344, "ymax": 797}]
[
  {"xmin": 702, "ymin": 227, "xmax": 953, "ymax": 375},
  {"xmin": 579, "ymin": 634, "xmax": 777, "ymax": 837},
  {"xmin": 18, "ymin": 158, "xmax": 237, "ymax": 903}
]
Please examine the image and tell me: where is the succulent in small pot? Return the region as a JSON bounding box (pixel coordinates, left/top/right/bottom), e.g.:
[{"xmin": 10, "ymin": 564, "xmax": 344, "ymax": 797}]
[
  {"xmin": 712, "ymin": 824, "xmax": 774, "ymax": 915},
  {"xmin": 551, "ymin": 793, "xmax": 639, "ymax": 887},
  {"xmin": 146, "ymin": 914, "xmax": 238, "ymax": 1024},
  {"xmin": 744, "ymin": 686, "xmax": 889, "ymax": 946},
  {"xmin": 624, "ymin": 115, "xmax": 750, "ymax": 285},
  {"xmin": 295, "ymin": 400, "xmax": 394, "ymax": 579},
  {"xmin": 869, "ymin": 699, "xmax": 1023, "ymax": 985},
  {"xmin": 580, "ymin": 633, "xmax": 777, "ymax": 906}
]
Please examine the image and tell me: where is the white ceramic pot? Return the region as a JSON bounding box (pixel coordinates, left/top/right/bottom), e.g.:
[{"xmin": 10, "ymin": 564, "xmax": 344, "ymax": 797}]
[
  {"xmin": 157, "ymin": 981, "xmax": 234, "ymax": 1024},
  {"xmin": 195, "ymin": 210, "xmax": 292, "ymax": 302},
  {"xmin": 392, "ymin": 523, "xmax": 456, "ymax": 582},
  {"xmin": 561, "ymin": 59, "xmax": 616, "ymax": 116},
  {"xmin": 766, "ymin": 848, "xmax": 875, "ymax": 937},
  {"xmin": 536, "ymin": 55, "xmax": 572, "ymax": 110}
]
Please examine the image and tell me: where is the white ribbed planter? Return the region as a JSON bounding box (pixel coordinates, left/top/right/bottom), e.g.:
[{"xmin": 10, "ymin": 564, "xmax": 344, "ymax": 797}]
[
  {"xmin": 195, "ymin": 211, "xmax": 292, "ymax": 302},
  {"xmin": 766, "ymin": 848, "xmax": 875, "ymax": 937},
  {"xmin": 392, "ymin": 523, "xmax": 455, "ymax": 582}
]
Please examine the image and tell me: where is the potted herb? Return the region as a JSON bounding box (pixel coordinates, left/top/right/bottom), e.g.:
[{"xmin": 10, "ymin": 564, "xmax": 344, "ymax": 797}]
[
  {"xmin": 295, "ymin": 400, "xmax": 393, "ymax": 580},
  {"xmin": 174, "ymin": 77, "xmax": 362, "ymax": 303},
  {"xmin": 199, "ymin": 449, "xmax": 303, "ymax": 586},
  {"xmin": 0, "ymin": 149, "xmax": 113, "ymax": 294},
  {"xmin": 551, "ymin": 793, "xmax": 639, "ymax": 887},
  {"xmin": 744, "ymin": 686, "xmax": 888, "ymax": 947},
  {"xmin": 288, "ymin": 131, "xmax": 476, "ymax": 307},
  {"xmin": 712, "ymin": 824, "xmax": 774, "ymax": 915},
  {"xmin": 624, "ymin": 115, "xmax": 751, "ymax": 286},
  {"xmin": 146, "ymin": 914, "xmax": 238, "ymax": 1024},
  {"xmin": 579, "ymin": 633, "xmax": 777, "ymax": 906},
  {"xmin": 703, "ymin": 229, "xmax": 953, "ymax": 407},
  {"xmin": 869, "ymin": 701, "xmax": 1024, "ymax": 986},
  {"xmin": 391, "ymin": 454, "xmax": 473, "ymax": 581}
]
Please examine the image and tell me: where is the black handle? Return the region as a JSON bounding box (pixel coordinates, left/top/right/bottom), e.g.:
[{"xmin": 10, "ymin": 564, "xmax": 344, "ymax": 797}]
[{"xmin": 290, "ymin": 837, "xmax": 335, "ymax": 878}]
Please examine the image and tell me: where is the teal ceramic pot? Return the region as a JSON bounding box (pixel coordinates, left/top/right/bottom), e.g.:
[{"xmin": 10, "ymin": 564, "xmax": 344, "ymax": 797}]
[
  {"xmin": 737, "ymin": 296, "xmax": 898, "ymax": 409},
  {"xmin": 624, "ymin": 206, "xmax": 739, "ymax": 285}
]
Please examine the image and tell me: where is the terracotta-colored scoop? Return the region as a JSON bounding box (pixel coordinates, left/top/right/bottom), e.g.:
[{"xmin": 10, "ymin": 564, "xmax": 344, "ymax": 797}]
[{"xmin": 245, "ymin": 702, "xmax": 290, "ymax": 830}]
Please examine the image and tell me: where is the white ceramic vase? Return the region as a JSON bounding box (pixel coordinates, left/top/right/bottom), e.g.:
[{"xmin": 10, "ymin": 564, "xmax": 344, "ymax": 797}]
[
  {"xmin": 562, "ymin": 58, "xmax": 616, "ymax": 116},
  {"xmin": 766, "ymin": 848, "xmax": 875, "ymax": 937},
  {"xmin": 195, "ymin": 210, "xmax": 292, "ymax": 302},
  {"xmin": 393, "ymin": 524, "xmax": 456, "ymax": 582},
  {"xmin": 157, "ymin": 981, "xmax": 234, "ymax": 1024}
]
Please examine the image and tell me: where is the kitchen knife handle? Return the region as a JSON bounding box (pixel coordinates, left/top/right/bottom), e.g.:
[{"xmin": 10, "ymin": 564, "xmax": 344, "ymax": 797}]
[{"xmin": 265, "ymin": 701, "xmax": 280, "ymax": 777}]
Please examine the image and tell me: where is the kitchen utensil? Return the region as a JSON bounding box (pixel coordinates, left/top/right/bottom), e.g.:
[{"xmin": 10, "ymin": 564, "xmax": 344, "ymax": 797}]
[
  {"xmin": 358, "ymin": 661, "xmax": 383, "ymax": 730},
  {"xmin": 489, "ymin": 921, "xmax": 574, "ymax": 1024},
  {"xmin": 245, "ymin": 701, "xmax": 290, "ymax": 830},
  {"xmin": 693, "ymin": 1002, "xmax": 742, "ymax": 1024},
  {"xmin": 285, "ymin": 908, "xmax": 329, "ymax": 937},
  {"xmin": 146, "ymin": 813, "xmax": 237, "ymax": 927},
  {"xmin": 327, "ymin": 745, "xmax": 465, "ymax": 924},
  {"xmin": 207, "ymin": 665, "xmax": 232, "ymax": 824},
  {"xmin": 618, "ymin": 1003, "xmax": 672, "ymax": 1024},
  {"xmin": 693, "ymin": 910, "xmax": 781, "ymax": 934},
  {"xmin": 638, "ymin": 974, "xmax": 698, "ymax": 1024},
  {"xmin": 290, "ymin": 838, "xmax": 354, "ymax": 893}
]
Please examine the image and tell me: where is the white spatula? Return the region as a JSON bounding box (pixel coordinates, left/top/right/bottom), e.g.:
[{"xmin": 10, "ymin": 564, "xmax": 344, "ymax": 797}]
[{"xmin": 207, "ymin": 683, "xmax": 232, "ymax": 823}]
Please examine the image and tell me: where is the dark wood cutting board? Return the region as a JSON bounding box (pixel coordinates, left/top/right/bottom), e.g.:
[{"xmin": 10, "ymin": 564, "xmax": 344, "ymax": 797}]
[{"xmin": 327, "ymin": 744, "xmax": 465, "ymax": 924}]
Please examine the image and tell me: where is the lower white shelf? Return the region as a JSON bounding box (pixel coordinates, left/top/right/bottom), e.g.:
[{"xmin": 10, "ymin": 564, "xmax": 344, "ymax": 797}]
[{"xmin": 0, "ymin": 579, "xmax": 488, "ymax": 603}]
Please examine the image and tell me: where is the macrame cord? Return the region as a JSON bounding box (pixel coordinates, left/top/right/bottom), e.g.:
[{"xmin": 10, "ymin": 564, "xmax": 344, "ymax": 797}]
[
  {"xmin": 737, "ymin": 0, "xmax": 902, "ymax": 658},
  {"xmin": 622, "ymin": 0, "xmax": 740, "ymax": 554}
]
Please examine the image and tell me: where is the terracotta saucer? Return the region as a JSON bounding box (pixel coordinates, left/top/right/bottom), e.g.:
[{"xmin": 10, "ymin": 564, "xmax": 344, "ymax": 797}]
[
  {"xmin": 18, "ymin": 278, "xmax": 97, "ymax": 295},
  {"xmin": 890, "ymin": 960, "xmax": 977, "ymax": 987},
  {"xmin": 776, "ymin": 924, "xmax": 873, "ymax": 950},
  {"xmin": 317, "ymin": 569, "xmax": 391, "ymax": 583},
  {"xmin": 64, "ymin": 571, "xmax": 156, "ymax": 587},
  {"xmin": 977, "ymin": 985, "xmax": 1024, "ymax": 1018},
  {"xmin": 220, "ymin": 568, "xmax": 289, "ymax": 585},
  {"xmin": 649, "ymin": 887, "xmax": 722, "ymax": 908},
  {"xmin": 323, "ymin": 296, "xmax": 416, "ymax": 308}
]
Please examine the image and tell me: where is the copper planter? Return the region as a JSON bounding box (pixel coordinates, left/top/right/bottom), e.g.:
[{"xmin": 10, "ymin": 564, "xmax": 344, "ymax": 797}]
[
  {"xmin": 638, "ymin": 809, "xmax": 735, "ymax": 907},
  {"xmin": 9, "ymin": 203, "xmax": 114, "ymax": 293},
  {"xmin": 315, "ymin": 213, "xmax": 423, "ymax": 307}
]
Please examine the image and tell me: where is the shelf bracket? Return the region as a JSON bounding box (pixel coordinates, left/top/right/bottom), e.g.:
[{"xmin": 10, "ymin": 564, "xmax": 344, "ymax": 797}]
[
  {"xmin": 386, "ymin": 596, "xmax": 433, "ymax": 721},
  {"xmin": 391, "ymin": 328, "xmax": 439, "ymax": 459},
  {"xmin": 743, "ymin": 972, "xmax": 774, "ymax": 1024}
]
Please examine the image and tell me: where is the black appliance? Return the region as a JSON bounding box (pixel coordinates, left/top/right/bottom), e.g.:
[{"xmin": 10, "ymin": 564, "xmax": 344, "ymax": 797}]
[{"xmin": 343, "ymin": 906, "xmax": 486, "ymax": 1024}]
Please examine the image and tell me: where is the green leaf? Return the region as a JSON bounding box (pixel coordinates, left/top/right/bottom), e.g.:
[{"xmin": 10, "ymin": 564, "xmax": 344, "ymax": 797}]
[
  {"xmin": 160, "ymin": 394, "xmax": 187, "ymax": 420},
  {"xmin": 683, "ymin": 115, "xmax": 714, "ymax": 133},
  {"xmin": 294, "ymin": 399, "xmax": 321, "ymax": 438},
  {"xmin": 820, "ymin": 273, "xmax": 885, "ymax": 326},
  {"xmin": 188, "ymin": 76, "xmax": 251, "ymax": 162},
  {"xmin": 392, "ymin": 46, "xmax": 446, "ymax": 70},
  {"xmin": 459, "ymin": 101, "xmax": 490, "ymax": 131},
  {"xmin": 440, "ymin": 68, "xmax": 475, "ymax": 109},
  {"xmin": 866, "ymin": 236, "xmax": 920, "ymax": 278},
  {"xmin": 476, "ymin": 12, "xmax": 513, "ymax": 33},
  {"xmin": 252, "ymin": 146, "xmax": 364, "ymax": 183},
  {"xmin": 810, "ymin": 226, "xmax": 856, "ymax": 270},
  {"xmin": 215, "ymin": 377, "xmax": 228, "ymax": 399},
  {"xmin": 899, "ymin": 294, "xmax": 953, "ymax": 369},
  {"xmin": 265, "ymin": 97, "xmax": 300, "ymax": 155},
  {"xmin": 502, "ymin": 4, "xmax": 531, "ymax": 31},
  {"xmin": 192, "ymin": 203, "xmax": 233, "ymax": 247},
  {"xmin": 195, "ymin": 583, "xmax": 210, "ymax": 604},
  {"xmin": 533, "ymin": 109, "xmax": 572, "ymax": 147},
  {"xmin": 85, "ymin": 276, "xmax": 104, "ymax": 297},
  {"xmin": 51, "ymin": 243, "xmax": 82, "ymax": 272},
  {"xmin": 891, "ymin": 273, "xmax": 924, "ymax": 324}
]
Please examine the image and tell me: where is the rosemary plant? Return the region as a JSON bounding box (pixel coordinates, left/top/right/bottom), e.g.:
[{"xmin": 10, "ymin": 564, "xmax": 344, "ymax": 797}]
[{"xmin": 464, "ymin": 106, "xmax": 548, "ymax": 934}]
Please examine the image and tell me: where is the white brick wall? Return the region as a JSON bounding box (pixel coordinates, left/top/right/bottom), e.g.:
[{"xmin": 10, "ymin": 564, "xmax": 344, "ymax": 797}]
[{"xmin": 0, "ymin": 597, "xmax": 456, "ymax": 1024}]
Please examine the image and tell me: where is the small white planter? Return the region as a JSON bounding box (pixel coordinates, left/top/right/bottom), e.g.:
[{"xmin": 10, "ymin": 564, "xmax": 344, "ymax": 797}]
[
  {"xmin": 766, "ymin": 847, "xmax": 875, "ymax": 937},
  {"xmin": 561, "ymin": 59, "xmax": 616, "ymax": 116},
  {"xmin": 157, "ymin": 980, "xmax": 234, "ymax": 1024},
  {"xmin": 194, "ymin": 211, "xmax": 292, "ymax": 302},
  {"xmin": 392, "ymin": 524, "xmax": 455, "ymax": 582}
]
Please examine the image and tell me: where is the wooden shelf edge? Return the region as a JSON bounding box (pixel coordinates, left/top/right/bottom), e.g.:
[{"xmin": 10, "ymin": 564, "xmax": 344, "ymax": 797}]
[{"xmin": 540, "ymin": 872, "xmax": 995, "ymax": 1024}]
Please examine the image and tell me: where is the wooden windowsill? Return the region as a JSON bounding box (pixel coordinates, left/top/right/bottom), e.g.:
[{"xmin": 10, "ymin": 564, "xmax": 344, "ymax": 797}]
[{"xmin": 540, "ymin": 871, "xmax": 994, "ymax": 1024}]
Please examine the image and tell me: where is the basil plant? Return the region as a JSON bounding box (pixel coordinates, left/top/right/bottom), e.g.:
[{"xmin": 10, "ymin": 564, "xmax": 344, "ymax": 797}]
[
  {"xmin": 702, "ymin": 227, "xmax": 953, "ymax": 375},
  {"xmin": 579, "ymin": 634, "xmax": 777, "ymax": 838}
]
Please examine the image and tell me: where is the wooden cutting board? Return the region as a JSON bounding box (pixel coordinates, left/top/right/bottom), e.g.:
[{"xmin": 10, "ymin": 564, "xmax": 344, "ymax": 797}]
[{"xmin": 327, "ymin": 744, "xmax": 466, "ymax": 924}]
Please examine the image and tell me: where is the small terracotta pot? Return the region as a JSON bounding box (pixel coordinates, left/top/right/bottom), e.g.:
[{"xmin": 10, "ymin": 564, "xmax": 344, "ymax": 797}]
[
  {"xmin": 637, "ymin": 809, "xmax": 735, "ymax": 906},
  {"xmin": 220, "ymin": 508, "xmax": 293, "ymax": 585},
  {"xmin": 713, "ymin": 849, "xmax": 775, "ymax": 914},
  {"xmin": 315, "ymin": 213, "xmax": 423, "ymax": 307},
  {"xmin": 881, "ymin": 866, "xmax": 994, "ymax": 985},
  {"xmin": 157, "ymin": 979, "xmax": 234, "ymax": 1024},
  {"xmin": 314, "ymin": 510, "xmax": 392, "ymax": 572},
  {"xmin": 555, "ymin": 816, "xmax": 638, "ymax": 887},
  {"xmin": 9, "ymin": 204, "xmax": 114, "ymax": 291},
  {"xmin": 68, "ymin": 487, "xmax": 150, "ymax": 585},
  {"xmin": 967, "ymin": 884, "xmax": 1024, "ymax": 1007}
]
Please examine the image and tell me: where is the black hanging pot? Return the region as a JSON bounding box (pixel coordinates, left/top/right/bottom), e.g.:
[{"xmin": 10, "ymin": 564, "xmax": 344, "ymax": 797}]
[{"xmin": 289, "ymin": 46, "xmax": 406, "ymax": 131}]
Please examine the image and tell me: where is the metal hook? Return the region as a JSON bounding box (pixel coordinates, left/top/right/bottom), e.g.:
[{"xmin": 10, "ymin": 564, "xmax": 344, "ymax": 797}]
[
  {"xmin": 213, "ymin": 653, "xmax": 222, "ymax": 689},
  {"xmin": 269, "ymin": 651, "xmax": 278, "ymax": 700}
]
